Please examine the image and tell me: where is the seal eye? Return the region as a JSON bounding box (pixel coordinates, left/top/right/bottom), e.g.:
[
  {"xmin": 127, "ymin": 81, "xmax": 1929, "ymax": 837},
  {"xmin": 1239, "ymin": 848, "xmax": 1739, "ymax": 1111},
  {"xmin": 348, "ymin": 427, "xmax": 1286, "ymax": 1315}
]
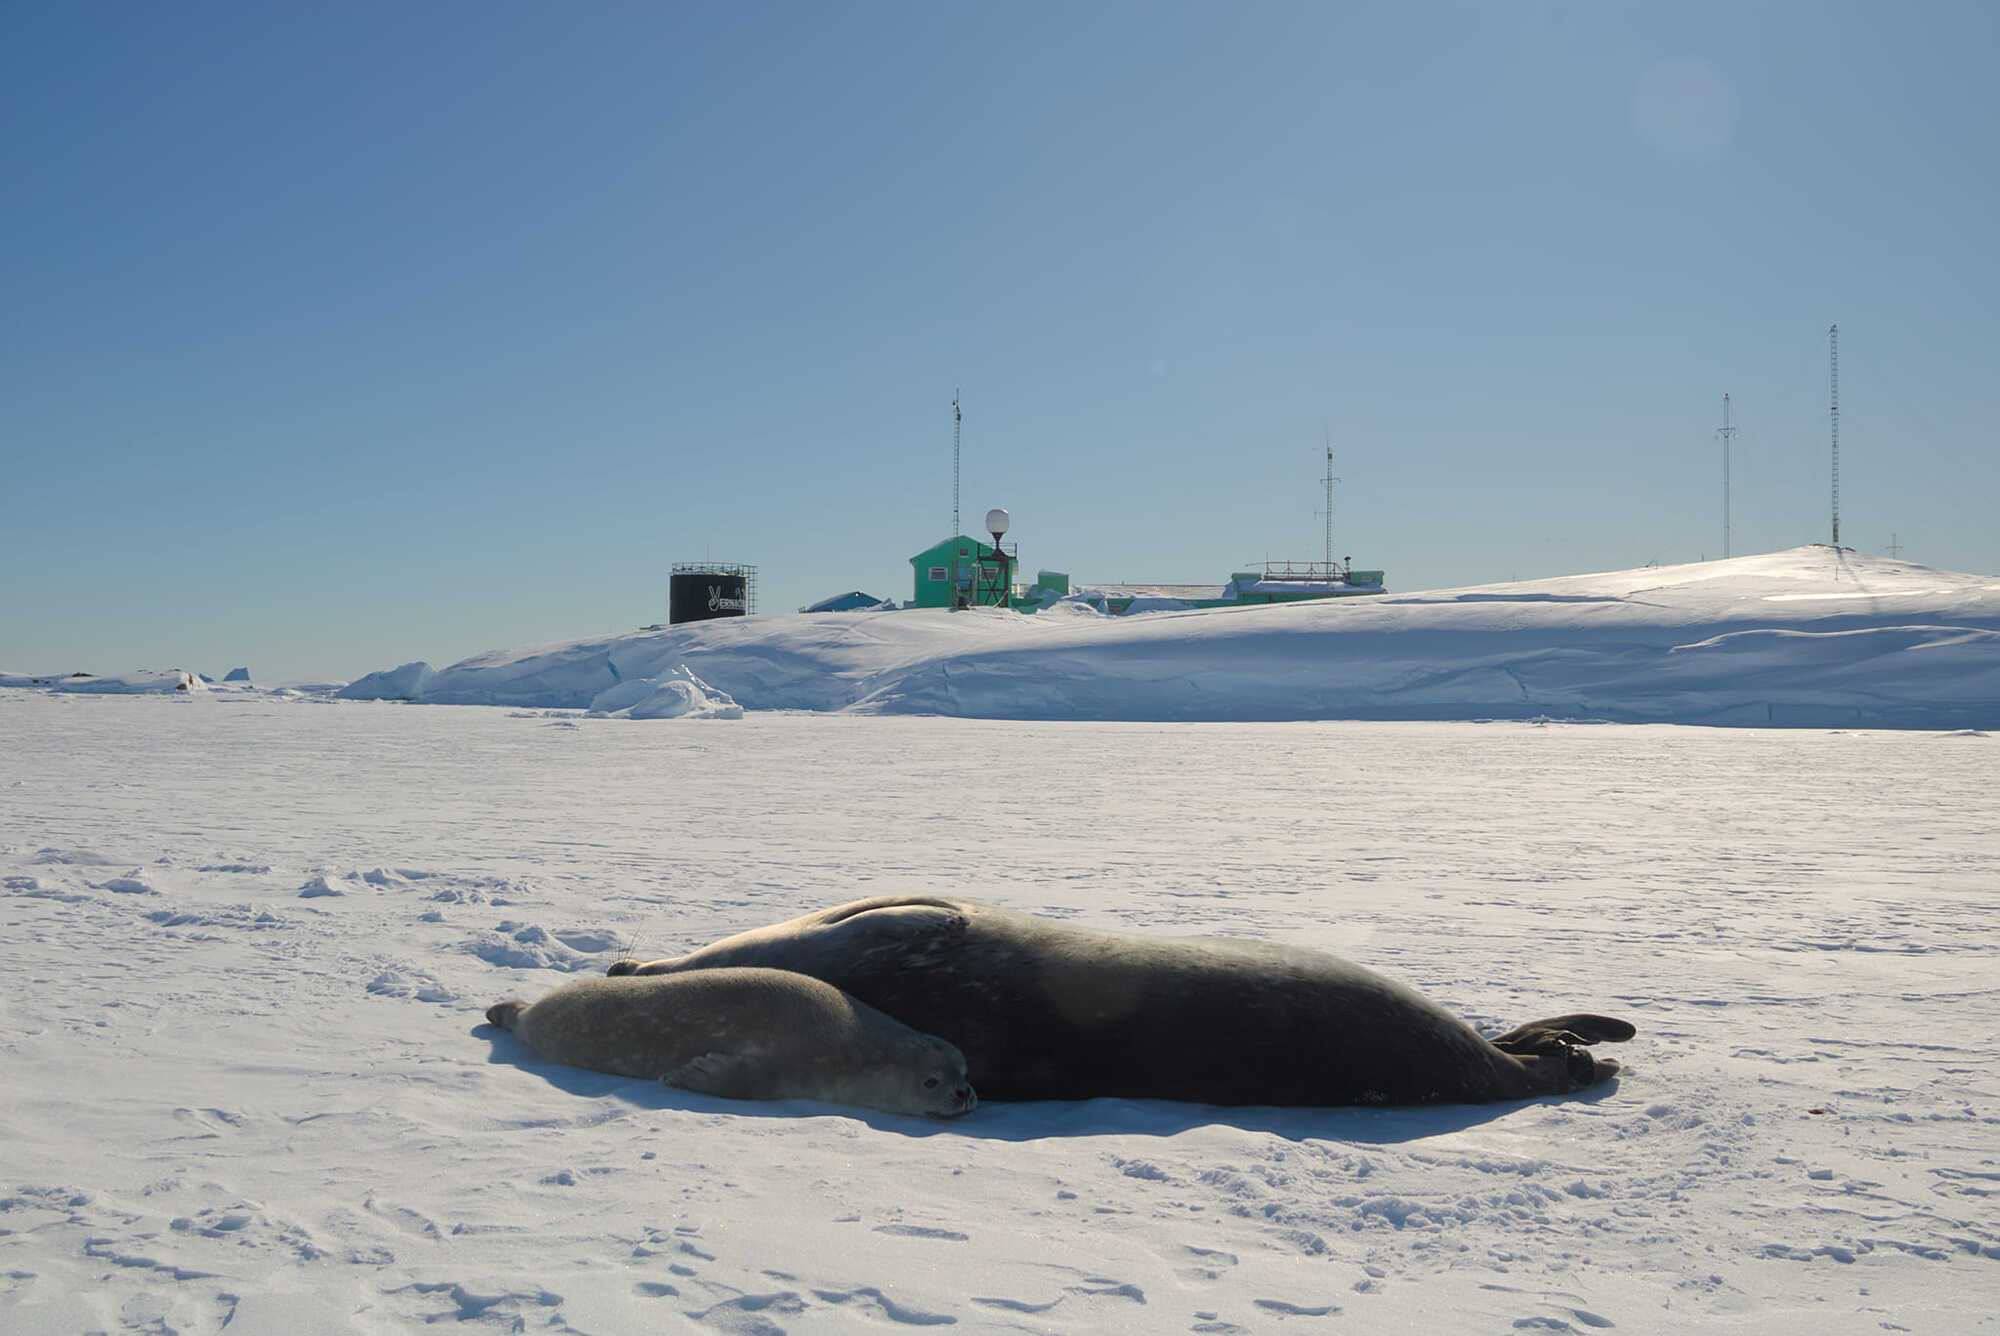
[{"xmin": 923, "ymin": 1076, "xmax": 940, "ymax": 1089}]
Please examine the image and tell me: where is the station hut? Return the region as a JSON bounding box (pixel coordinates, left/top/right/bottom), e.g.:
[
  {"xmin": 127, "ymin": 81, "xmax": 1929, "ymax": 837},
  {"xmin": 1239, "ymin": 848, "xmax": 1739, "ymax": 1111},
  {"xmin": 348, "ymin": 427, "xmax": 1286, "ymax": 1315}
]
[{"xmin": 909, "ymin": 535, "xmax": 1017, "ymax": 609}]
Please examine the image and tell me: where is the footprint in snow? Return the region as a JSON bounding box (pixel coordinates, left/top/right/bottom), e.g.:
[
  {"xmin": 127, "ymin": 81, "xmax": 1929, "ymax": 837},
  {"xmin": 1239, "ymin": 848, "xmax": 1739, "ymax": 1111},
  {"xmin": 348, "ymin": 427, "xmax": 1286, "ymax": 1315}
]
[
  {"xmin": 385, "ymin": 1282, "xmax": 564, "ymax": 1326},
  {"xmin": 1255, "ymin": 1297, "xmax": 1342, "ymax": 1317},
  {"xmin": 687, "ymin": 1291, "xmax": 808, "ymax": 1332},
  {"xmin": 367, "ymin": 969, "xmax": 457, "ymax": 1004},
  {"xmin": 811, "ymin": 1286, "xmax": 955, "ymax": 1326},
  {"xmin": 4, "ymin": 876, "xmax": 90, "ymax": 904},
  {"xmin": 170, "ymin": 1107, "xmax": 248, "ymax": 1139},
  {"xmin": 1178, "ymin": 1246, "xmax": 1238, "ymax": 1281},
  {"xmin": 870, "ymin": 1224, "xmax": 969, "ymax": 1242},
  {"xmin": 1513, "ymin": 1313, "xmax": 1616, "ymax": 1332},
  {"xmin": 31, "ymin": 847, "xmax": 124, "ymax": 866}
]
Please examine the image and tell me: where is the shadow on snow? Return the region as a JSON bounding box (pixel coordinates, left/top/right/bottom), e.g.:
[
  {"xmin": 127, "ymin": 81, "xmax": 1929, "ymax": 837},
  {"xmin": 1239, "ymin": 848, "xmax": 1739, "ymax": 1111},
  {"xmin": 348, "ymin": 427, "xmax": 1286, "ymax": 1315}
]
[{"xmin": 476, "ymin": 1023, "xmax": 1619, "ymax": 1144}]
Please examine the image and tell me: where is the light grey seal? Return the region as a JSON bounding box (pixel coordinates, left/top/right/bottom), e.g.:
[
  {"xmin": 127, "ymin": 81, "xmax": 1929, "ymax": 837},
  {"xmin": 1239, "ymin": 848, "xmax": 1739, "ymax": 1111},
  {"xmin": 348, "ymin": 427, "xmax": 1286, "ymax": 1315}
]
[
  {"xmin": 607, "ymin": 896, "xmax": 1634, "ymax": 1107},
  {"xmin": 485, "ymin": 966, "xmax": 976, "ymax": 1118}
]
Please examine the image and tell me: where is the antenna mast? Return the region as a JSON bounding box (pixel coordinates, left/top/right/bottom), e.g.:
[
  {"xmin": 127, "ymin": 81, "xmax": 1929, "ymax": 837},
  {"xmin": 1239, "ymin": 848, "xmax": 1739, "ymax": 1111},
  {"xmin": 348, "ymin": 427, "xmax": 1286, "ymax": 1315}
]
[
  {"xmin": 1320, "ymin": 431, "xmax": 1337, "ymax": 574},
  {"xmin": 1829, "ymin": 324, "xmax": 1840, "ymax": 547},
  {"xmin": 1717, "ymin": 393, "xmax": 1737, "ymax": 558},
  {"xmin": 952, "ymin": 389, "xmax": 961, "ymax": 539}
]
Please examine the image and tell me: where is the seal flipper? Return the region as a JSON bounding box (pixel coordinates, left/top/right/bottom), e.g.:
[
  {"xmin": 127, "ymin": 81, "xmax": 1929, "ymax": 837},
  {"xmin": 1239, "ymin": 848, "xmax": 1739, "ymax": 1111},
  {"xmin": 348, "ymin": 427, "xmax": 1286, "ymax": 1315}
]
[
  {"xmin": 1489, "ymin": 1013, "xmax": 1635, "ymax": 1053},
  {"xmin": 663, "ymin": 1052, "xmax": 770, "ymax": 1101},
  {"xmin": 486, "ymin": 1000, "xmax": 525, "ymax": 1029},
  {"xmin": 1515, "ymin": 1045, "xmax": 1621, "ymax": 1095}
]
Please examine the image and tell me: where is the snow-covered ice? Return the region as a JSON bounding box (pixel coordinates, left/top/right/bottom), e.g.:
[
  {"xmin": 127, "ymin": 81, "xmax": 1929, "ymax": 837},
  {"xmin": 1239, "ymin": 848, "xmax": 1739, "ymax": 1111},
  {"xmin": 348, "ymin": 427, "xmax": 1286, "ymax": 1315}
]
[
  {"xmin": 336, "ymin": 661, "xmax": 435, "ymax": 703},
  {"xmin": 0, "ymin": 669, "xmax": 206, "ymax": 695},
  {"xmin": 585, "ymin": 665, "xmax": 743, "ymax": 721},
  {"xmin": 2, "ymin": 690, "xmax": 1996, "ymax": 1332},
  {"xmin": 330, "ymin": 547, "xmax": 2000, "ymax": 728}
]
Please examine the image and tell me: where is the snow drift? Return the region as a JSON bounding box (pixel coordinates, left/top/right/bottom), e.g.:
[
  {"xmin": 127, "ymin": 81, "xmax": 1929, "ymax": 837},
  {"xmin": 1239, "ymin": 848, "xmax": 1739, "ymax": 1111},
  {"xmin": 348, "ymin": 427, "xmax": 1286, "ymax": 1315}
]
[
  {"xmin": 586, "ymin": 664, "xmax": 743, "ymax": 720},
  {"xmin": 340, "ymin": 547, "xmax": 2000, "ymax": 728},
  {"xmin": 0, "ymin": 669, "xmax": 209, "ymax": 695},
  {"xmin": 336, "ymin": 660, "xmax": 434, "ymax": 701}
]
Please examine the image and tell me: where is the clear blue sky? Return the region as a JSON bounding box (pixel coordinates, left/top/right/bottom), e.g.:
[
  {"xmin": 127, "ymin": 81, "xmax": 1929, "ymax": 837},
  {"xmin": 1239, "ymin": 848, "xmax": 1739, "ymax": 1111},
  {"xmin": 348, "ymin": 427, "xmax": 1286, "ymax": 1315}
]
[{"xmin": 4, "ymin": 2, "xmax": 1995, "ymax": 681}]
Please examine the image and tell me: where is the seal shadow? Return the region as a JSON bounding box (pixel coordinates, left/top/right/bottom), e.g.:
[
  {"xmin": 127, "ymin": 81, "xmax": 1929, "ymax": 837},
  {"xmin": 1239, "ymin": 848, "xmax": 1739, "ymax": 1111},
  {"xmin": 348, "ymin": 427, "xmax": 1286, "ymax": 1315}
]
[{"xmin": 477, "ymin": 1024, "xmax": 1621, "ymax": 1144}]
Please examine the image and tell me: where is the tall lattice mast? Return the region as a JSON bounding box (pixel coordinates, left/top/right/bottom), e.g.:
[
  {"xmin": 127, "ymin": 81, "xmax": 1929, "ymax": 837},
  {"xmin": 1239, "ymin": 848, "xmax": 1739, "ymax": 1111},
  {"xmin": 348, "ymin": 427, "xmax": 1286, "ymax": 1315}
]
[
  {"xmin": 1829, "ymin": 325, "xmax": 1840, "ymax": 547},
  {"xmin": 1718, "ymin": 393, "xmax": 1737, "ymax": 558},
  {"xmin": 1320, "ymin": 431, "xmax": 1337, "ymax": 575},
  {"xmin": 952, "ymin": 389, "xmax": 961, "ymax": 539}
]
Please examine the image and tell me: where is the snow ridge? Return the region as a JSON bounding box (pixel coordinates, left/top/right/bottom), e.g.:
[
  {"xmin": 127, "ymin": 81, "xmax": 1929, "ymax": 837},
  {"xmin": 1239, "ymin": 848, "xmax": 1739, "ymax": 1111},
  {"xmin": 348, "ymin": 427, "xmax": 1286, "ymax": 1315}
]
[{"xmin": 348, "ymin": 547, "xmax": 2000, "ymax": 728}]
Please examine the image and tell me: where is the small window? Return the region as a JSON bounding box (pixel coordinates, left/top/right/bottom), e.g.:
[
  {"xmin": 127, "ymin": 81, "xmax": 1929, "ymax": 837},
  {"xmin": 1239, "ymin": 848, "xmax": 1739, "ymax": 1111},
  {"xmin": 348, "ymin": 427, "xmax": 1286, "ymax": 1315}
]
[
  {"xmin": 959, "ymin": 547, "xmax": 971, "ymax": 557},
  {"xmin": 928, "ymin": 566, "xmax": 947, "ymax": 581}
]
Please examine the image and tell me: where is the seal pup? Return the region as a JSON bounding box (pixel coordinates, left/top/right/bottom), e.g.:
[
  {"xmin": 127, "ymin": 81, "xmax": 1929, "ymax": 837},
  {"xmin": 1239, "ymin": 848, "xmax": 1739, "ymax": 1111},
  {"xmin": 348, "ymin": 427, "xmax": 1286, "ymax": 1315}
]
[
  {"xmin": 486, "ymin": 966, "xmax": 976, "ymax": 1118},
  {"xmin": 608, "ymin": 897, "xmax": 1633, "ymax": 1107}
]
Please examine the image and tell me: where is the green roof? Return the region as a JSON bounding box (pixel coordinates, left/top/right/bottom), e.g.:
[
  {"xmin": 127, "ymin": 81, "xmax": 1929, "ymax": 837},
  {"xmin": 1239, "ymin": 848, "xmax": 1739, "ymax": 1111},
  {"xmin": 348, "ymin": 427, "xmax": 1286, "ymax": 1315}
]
[{"xmin": 909, "ymin": 535, "xmax": 996, "ymax": 564}]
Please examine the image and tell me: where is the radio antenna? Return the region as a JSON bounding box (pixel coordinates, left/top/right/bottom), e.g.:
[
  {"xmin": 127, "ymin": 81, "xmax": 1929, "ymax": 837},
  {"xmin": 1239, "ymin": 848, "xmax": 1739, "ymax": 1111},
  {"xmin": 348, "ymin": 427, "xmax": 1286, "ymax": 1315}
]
[
  {"xmin": 1829, "ymin": 325, "xmax": 1840, "ymax": 547},
  {"xmin": 1717, "ymin": 393, "xmax": 1737, "ymax": 558}
]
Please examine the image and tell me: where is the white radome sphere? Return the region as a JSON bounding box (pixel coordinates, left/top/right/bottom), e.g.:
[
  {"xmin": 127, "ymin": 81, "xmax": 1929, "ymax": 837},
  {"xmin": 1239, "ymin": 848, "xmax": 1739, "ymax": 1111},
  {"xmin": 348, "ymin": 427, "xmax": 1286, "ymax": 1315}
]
[{"xmin": 985, "ymin": 507, "xmax": 1010, "ymax": 536}]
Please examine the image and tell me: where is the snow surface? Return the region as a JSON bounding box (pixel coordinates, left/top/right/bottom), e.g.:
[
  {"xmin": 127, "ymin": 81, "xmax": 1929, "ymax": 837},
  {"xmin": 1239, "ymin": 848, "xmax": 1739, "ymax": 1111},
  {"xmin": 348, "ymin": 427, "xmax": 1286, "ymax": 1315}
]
[
  {"xmin": 2, "ymin": 692, "xmax": 1997, "ymax": 1332},
  {"xmin": 335, "ymin": 547, "xmax": 2000, "ymax": 728}
]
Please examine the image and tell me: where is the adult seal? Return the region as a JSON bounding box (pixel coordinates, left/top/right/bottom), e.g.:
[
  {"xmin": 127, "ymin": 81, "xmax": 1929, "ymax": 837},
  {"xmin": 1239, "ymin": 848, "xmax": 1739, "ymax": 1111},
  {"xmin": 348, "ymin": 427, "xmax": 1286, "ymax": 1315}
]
[
  {"xmin": 607, "ymin": 897, "xmax": 1634, "ymax": 1106},
  {"xmin": 486, "ymin": 966, "xmax": 977, "ymax": 1118}
]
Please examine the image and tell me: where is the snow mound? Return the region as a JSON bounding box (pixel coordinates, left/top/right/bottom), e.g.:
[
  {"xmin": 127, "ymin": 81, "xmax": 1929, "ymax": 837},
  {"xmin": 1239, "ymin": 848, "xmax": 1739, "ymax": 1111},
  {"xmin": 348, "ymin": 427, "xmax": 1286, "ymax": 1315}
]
[
  {"xmin": 467, "ymin": 922, "xmax": 598, "ymax": 972},
  {"xmin": 336, "ymin": 661, "xmax": 433, "ymax": 701},
  {"xmin": 32, "ymin": 847, "xmax": 126, "ymax": 866},
  {"xmin": 223, "ymin": 667, "xmax": 252, "ymax": 682},
  {"xmin": 587, "ymin": 665, "xmax": 743, "ymax": 720},
  {"xmin": 269, "ymin": 679, "xmax": 348, "ymax": 696},
  {"xmin": 339, "ymin": 547, "xmax": 2000, "ymax": 728},
  {"xmin": 32, "ymin": 670, "xmax": 209, "ymax": 695}
]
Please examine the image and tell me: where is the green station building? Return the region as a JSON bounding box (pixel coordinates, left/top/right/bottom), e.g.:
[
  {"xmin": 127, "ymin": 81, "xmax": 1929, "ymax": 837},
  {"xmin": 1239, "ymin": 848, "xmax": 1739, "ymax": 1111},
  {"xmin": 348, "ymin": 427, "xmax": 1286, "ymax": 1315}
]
[
  {"xmin": 908, "ymin": 534, "xmax": 1381, "ymax": 614},
  {"xmin": 909, "ymin": 535, "xmax": 1019, "ymax": 608}
]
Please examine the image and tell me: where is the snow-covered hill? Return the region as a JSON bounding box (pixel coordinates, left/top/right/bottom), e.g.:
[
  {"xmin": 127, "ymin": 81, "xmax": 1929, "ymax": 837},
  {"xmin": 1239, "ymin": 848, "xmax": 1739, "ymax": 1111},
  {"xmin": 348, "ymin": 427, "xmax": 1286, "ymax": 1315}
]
[{"xmin": 342, "ymin": 547, "xmax": 2000, "ymax": 728}]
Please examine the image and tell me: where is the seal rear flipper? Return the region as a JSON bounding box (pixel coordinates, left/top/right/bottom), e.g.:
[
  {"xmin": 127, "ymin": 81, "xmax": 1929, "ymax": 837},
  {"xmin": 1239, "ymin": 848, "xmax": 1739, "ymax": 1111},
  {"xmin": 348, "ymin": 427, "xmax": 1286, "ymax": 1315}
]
[
  {"xmin": 1490, "ymin": 1013, "xmax": 1635, "ymax": 1053},
  {"xmin": 486, "ymin": 1000, "xmax": 525, "ymax": 1030}
]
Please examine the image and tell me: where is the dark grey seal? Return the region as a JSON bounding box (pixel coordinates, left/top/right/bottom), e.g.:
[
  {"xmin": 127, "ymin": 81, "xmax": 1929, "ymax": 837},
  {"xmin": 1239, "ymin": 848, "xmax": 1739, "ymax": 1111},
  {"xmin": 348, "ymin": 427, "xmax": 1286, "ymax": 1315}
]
[{"xmin": 608, "ymin": 897, "xmax": 1633, "ymax": 1107}]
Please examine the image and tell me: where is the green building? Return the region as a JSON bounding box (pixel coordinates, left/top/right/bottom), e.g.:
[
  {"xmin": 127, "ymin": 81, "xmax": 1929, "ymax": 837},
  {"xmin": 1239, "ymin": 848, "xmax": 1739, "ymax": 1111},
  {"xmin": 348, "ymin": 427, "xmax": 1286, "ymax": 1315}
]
[{"xmin": 910, "ymin": 535, "xmax": 1016, "ymax": 608}]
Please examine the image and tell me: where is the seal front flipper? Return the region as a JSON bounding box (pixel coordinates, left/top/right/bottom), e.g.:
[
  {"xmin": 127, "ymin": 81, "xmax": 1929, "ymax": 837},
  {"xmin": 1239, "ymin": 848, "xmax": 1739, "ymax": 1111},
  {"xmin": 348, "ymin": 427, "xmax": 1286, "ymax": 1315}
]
[{"xmin": 663, "ymin": 1052, "xmax": 769, "ymax": 1101}]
